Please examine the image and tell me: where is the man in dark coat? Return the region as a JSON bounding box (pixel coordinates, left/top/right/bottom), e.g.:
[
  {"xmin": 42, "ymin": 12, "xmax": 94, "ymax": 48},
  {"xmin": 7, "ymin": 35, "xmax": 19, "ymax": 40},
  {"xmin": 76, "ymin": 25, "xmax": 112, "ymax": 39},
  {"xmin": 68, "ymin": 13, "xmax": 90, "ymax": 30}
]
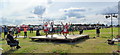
[
  {"xmin": 36, "ymin": 29, "xmax": 41, "ymax": 36},
  {"xmin": 96, "ymin": 27, "xmax": 100, "ymax": 37},
  {"xmin": 6, "ymin": 31, "xmax": 21, "ymax": 49}
]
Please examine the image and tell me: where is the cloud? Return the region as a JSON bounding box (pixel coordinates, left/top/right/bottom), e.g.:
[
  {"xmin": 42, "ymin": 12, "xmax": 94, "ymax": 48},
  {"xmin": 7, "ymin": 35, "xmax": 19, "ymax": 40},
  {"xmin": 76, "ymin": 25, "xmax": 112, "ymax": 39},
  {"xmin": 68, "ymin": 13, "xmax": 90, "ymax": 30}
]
[
  {"xmin": 54, "ymin": 14, "xmax": 118, "ymax": 25},
  {"xmin": 81, "ymin": 15, "xmax": 118, "ymax": 25},
  {"xmin": 51, "ymin": 0, "xmax": 119, "ymax": 2},
  {"xmin": 33, "ymin": 6, "xmax": 46, "ymax": 16},
  {"xmin": 65, "ymin": 12, "xmax": 85, "ymax": 18},
  {"xmin": 60, "ymin": 7, "xmax": 86, "ymax": 12},
  {"xmin": 60, "ymin": 7, "xmax": 86, "ymax": 18},
  {"xmin": 0, "ymin": 1, "xmax": 118, "ymax": 25},
  {"xmin": 47, "ymin": 0, "xmax": 54, "ymax": 5},
  {"xmin": 100, "ymin": 6, "xmax": 118, "ymax": 14},
  {"xmin": 0, "ymin": 0, "xmax": 54, "ymax": 25},
  {"xmin": 64, "ymin": 7, "xmax": 86, "ymax": 12}
]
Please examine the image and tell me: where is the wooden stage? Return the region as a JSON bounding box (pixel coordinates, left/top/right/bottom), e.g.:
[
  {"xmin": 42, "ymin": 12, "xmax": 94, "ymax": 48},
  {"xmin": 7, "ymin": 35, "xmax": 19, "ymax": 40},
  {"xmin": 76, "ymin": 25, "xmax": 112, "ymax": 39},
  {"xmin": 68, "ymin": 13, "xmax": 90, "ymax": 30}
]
[
  {"xmin": 30, "ymin": 34, "xmax": 89, "ymax": 42},
  {"xmin": 13, "ymin": 36, "xmax": 24, "ymax": 38}
]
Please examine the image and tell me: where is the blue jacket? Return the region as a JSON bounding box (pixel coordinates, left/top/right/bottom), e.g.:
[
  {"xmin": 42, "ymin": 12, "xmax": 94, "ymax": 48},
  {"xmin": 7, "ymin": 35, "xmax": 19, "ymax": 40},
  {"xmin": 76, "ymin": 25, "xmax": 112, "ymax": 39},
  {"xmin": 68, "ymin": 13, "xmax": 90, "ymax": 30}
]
[
  {"xmin": 4, "ymin": 27, "xmax": 8, "ymax": 32},
  {"xmin": 0, "ymin": 27, "xmax": 2, "ymax": 32}
]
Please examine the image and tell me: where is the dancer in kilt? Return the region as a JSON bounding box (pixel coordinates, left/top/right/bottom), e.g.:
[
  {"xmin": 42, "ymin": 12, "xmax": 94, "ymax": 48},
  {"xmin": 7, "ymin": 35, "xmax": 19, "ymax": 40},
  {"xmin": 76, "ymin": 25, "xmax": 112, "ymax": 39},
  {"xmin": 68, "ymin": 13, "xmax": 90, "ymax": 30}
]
[
  {"xmin": 61, "ymin": 22, "xmax": 69, "ymax": 39},
  {"xmin": 48, "ymin": 22, "xmax": 55, "ymax": 38},
  {"xmin": 43, "ymin": 22, "xmax": 49, "ymax": 37},
  {"xmin": 56, "ymin": 25, "xmax": 62, "ymax": 35}
]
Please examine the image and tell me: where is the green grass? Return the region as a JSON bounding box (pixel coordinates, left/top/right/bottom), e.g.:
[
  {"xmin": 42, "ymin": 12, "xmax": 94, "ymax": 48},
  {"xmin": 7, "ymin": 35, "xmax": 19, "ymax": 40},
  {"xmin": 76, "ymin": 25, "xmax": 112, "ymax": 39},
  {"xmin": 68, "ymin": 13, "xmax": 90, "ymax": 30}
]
[{"xmin": 0, "ymin": 27, "xmax": 119, "ymax": 53}]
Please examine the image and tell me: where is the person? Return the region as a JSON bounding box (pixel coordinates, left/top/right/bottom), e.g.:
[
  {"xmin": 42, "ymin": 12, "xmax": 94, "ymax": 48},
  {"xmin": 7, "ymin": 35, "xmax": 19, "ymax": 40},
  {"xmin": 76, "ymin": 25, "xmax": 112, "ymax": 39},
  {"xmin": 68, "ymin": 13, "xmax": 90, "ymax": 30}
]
[
  {"xmin": 56, "ymin": 25, "xmax": 62, "ymax": 35},
  {"xmin": 15, "ymin": 27, "xmax": 19, "ymax": 38},
  {"xmin": 24, "ymin": 27, "xmax": 27, "ymax": 38},
  {"xmin": 61, "ymin": 22, "xmax": 69, "ymax": 39},
  {"xmin": 18, "ymin": 27, "xmax": 21, "ymax": 37},
  {"xmin": 9, "ymin": 27, "xmax": 15, "ymax": 36},
  {"xmin": 3, "ymin": 26, "xmax": 8, "ymax": 39},
  {"xmin": 36, "ymin": 28, "xmax": 41, "ymax": 36},
  {"xmin": 6, "ymin": 31, "xmax": 21, "ymax": 49},
  {"xmin": 96, "ymin": 27, "xmax": 100, "ymax": 37},
  {"xmin": 68, "ymin": 23, "xmax": 74, "ymax": 35},
  {"xmin": 43, "ymin": 22, "xmax": 49, "ymax": 37},
  {"xmin": 79, "ymin": 27, "xmax": 84, "ymax": 35},
  {"xmin": 38, "ymin": 25, "xmax": 42, "ymax": 35},
  {"xmin": 29, "ymin": 25, "xmax": 33, "ymax": 33},
  {"xmin": 0, "ymin": 26, "xmax": 2, "ymax": 39},
  {"xmin": 49, "ymin": 22, "xmax": 55, "ymax": 38},
  {"xmin": 38, "ymin": 25, "xmax": 42, "ymax": 30}
]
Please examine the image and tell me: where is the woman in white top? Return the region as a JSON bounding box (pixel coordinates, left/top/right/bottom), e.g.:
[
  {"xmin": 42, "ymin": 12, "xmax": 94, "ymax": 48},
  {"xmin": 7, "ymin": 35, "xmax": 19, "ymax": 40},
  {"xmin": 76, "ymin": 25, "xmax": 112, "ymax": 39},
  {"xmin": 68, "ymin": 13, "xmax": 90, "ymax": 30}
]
[{"xmin": 48, "ymin": 22, "xmax": 55, "ymax": 38}]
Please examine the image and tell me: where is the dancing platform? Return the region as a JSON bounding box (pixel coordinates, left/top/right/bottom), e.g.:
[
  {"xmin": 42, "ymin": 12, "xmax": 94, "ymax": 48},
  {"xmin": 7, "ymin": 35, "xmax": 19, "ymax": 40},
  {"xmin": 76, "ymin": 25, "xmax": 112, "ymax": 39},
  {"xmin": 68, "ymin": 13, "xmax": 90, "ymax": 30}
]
[
  {"xmin": 30, "ymin": 34, "xmax": 89, "ymax": 42},
  {"xmin": 13, "ymin": 36, "xmax": 25, "ymax": 38}
]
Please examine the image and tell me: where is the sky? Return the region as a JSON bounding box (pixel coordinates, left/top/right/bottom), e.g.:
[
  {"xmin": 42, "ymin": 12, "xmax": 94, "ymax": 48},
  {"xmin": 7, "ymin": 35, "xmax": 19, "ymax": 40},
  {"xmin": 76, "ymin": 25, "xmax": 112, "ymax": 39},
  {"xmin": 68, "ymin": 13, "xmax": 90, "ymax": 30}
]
[{"xmin": 0, "ymin": 0, "xmax": 119, "ymax": 25}]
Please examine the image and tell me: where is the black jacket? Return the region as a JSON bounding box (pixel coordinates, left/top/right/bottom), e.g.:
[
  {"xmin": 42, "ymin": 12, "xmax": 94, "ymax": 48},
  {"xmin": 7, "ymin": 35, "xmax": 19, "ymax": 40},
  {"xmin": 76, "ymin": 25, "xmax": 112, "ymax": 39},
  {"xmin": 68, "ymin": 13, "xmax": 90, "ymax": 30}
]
[{"xmin": 7, "ymin": 34, "xmax": 15, "ymax": 43}]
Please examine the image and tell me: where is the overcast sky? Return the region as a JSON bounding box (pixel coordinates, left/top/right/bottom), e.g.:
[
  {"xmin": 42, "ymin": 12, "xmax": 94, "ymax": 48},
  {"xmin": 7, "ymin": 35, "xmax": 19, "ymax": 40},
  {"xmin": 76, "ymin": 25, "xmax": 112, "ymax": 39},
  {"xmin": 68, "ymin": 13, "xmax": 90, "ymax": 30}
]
[{"xmin": 0, "ymin": 0, "xmax": 119, "ymax": 25}]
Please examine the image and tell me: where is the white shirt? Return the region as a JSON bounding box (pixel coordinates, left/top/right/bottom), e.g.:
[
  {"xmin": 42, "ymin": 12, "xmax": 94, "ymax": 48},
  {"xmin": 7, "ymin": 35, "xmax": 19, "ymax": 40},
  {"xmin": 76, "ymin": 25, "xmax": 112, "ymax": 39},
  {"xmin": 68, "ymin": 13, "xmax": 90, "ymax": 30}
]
[{"xmin": 9, "ymin": 28, "xmax": 14, "ymax": 31}]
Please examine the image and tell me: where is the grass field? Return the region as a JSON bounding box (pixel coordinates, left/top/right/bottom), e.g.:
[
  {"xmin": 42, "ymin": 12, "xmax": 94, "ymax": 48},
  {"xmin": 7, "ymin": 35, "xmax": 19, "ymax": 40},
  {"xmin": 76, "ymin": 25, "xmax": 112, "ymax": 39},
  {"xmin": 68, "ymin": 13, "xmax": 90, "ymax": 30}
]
[{"xmin": 0, "ymin": 27, "xmax": 119, "ymax": 54}]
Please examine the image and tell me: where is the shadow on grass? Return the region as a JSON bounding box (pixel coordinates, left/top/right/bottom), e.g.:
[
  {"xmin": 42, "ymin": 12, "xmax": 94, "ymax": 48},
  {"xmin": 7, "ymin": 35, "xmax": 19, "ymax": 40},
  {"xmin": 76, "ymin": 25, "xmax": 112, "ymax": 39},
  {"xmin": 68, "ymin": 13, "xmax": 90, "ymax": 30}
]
[
  {"xmin": 2, "ymin": 49, "xmax": 18, "ymax": 55},
  {"xmin": 29, "ymin": 37, "xmax": 89, "ymax": 47},
  {"xmin": 101, "ymin": 36, "xmax": 111, "ymax": 38}
]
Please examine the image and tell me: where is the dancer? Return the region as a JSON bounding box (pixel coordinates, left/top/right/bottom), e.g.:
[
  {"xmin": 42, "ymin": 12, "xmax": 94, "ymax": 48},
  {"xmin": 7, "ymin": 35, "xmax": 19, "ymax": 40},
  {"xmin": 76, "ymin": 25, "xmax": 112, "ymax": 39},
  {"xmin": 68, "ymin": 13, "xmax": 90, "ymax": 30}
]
[
  {"xmin": 68, "ymin": 23, "xmax": 74, "ymax": 35},
  {"xmin": 61, "ymin": 22, "xmax": 69, "ymax": 39},
  {"xmin": 43, "ymin": 22, "xmax": 49, "ymax": 37},
  {"xmin": 56, "ymin": 25, "xmax": 62, "ymax": 35},
  {"xmin": 49, "ymin": 22, "xmax": 55, "ymax": 38}
]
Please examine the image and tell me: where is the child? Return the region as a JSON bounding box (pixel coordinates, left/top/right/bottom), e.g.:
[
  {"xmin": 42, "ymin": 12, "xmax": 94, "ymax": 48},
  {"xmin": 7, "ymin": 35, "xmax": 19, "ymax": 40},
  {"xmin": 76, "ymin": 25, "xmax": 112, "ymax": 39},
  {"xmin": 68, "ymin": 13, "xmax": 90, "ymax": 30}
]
[
  {"xmin": 56, "ymin": 25, "xmax": 62, "ymax": 35},
  {"xmin": 43, "ymin": 22, "xmax": 48, "ymax": 37},
  {"xmin": 49, "ymin": 22, "xmax": 55, "ymax": 38},
  {"xmin": 61, "ymin": 22, "xmax": 69, "ymax": 39}
]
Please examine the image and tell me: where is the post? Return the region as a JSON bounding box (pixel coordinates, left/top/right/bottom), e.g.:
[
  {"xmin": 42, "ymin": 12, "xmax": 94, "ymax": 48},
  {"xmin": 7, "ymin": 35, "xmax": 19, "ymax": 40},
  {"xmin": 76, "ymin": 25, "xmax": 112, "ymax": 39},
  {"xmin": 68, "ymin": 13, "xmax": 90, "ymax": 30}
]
[
  {"xmin": 111, "ymin": 14, "xmax": 114, "ymax": 39},
  {"xmin": 118, "ymin": 1, "xmax": 120, "ymax": 52}
]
